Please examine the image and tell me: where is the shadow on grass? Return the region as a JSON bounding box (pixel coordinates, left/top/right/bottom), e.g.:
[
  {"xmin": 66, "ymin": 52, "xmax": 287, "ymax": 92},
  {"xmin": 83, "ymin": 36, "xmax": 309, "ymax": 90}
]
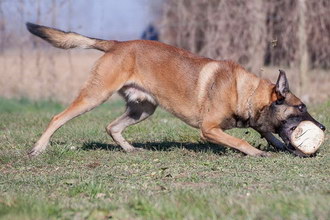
[
  {"xmin": 80, "ymin": 138, "xmax": 284, "ymax": 156},
  {"xmin": 81, "ymin": 141, "xmax": 229, "ymax": 155}
]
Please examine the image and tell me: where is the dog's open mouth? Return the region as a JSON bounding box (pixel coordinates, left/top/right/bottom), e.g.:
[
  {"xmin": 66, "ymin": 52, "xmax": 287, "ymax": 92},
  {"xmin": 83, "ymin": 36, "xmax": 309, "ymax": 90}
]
[
  {"xmin": 279, "ymin": 125, "xmax": 308, "ymax": 157},
  {"xmin": 283, "ymin": 123, "xmax": 322, "ymax": 157},
  {"xmin": 283, "ymin": 126, "xmax": 309, "ymax": 157},
  {"xmin": 279, "ymin": 124, "xmax": 298, "ymax": 153}
]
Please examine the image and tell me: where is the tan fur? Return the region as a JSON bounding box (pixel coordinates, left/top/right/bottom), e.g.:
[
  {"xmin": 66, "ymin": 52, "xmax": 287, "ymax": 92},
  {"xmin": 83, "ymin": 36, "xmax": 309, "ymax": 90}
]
[
  {"xmin": 27, "ymin": 23, "xmax": 310, "ymax": 157},
  {"xmin": 197, "ymin": 62, "xmax": 219, "ymax": 105},
  {"xmin": 61, "ymin": 33, "xmax": 96, "ymax": 49}
]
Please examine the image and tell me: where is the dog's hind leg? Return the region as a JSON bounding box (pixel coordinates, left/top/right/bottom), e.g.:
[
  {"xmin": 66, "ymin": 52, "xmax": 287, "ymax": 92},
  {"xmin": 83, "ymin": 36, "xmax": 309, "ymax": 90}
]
[
  {"xmin": 29, "ymin": 91, "xmax": 111, "ymax": 157},
  {"xmin": 106, "ymin": 101, "xmax": 157, "ymax": 152},
  {"xmin": 29, "ymin": 55, "xmax": 128, "ymax": 157}
]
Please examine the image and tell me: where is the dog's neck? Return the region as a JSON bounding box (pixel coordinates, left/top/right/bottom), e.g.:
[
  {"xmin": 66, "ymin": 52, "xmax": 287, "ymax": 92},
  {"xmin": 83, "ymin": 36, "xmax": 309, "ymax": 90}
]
[
  {"xmin": 246, "ymin": 81, "xmax": 260, "ymax": 120},
  {"xmin": 248, "ymin": 78, "xmax": 277, "ymax": 132}
]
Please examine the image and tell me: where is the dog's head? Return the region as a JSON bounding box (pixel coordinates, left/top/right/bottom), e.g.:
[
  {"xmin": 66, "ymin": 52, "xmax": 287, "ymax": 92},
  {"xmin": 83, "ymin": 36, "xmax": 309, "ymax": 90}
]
[{"xmin": 267, "ymin": 70, "xmax": 325, "ymax": 152}]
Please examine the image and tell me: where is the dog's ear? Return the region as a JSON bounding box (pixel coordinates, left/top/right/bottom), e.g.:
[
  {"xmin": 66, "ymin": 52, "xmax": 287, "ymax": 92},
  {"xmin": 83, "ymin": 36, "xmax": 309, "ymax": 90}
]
[{"xmin": 275, "ymin": 69, "xmax": 289, "ymax": 101}]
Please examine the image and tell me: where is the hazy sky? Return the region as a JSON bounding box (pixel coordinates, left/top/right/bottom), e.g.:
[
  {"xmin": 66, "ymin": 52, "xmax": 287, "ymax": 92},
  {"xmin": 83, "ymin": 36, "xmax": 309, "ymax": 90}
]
[
  {"xmin": 65, "ymin": 0, "xmax": 162, "ymax": 40},
  {"xmin": 3, "ymin": 0, "xmax": 162, "ymax": 41}
]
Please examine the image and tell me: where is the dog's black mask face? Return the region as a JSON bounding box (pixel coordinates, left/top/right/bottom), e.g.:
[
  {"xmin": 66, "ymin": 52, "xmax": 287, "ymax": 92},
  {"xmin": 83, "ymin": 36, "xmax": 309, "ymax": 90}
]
[
  {"xmin": 270, "ymin": 70, "xmax": 325, "ymax": 149},
  {"xmin": 277, "ymin": 112, "xmax": 326, "ymax": 146}
]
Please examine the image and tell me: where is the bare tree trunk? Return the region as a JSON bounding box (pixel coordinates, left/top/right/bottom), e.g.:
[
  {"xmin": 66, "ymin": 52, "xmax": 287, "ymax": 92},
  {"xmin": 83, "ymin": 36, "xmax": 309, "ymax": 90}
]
[
  {"xmin": 35, "ymin": 0, "xmax": 43, "ymax": 99},
  {"xmin": 0, "ymin": 0, "xmax": 5, "ymax": 94},
  {"xmin": 67, "ymin": 0, "xmax": 75, "ymax": 75},
  {"xmin": 297, "ymin": 0, "xmax": 309, "ymax": 97},
  {"xmin": 249, "ymin": 0, "xmax": 267, "ymax": 76},
  {"xmin": 0, "ymin": 0, "xmax": 5, "ymax": 53},
  {"xmin": 18, "ymin": 0, "xmax": 25, "ymax": 96},
  {"xmin": 48, "ymin": 0, "xmax": 57, "ymax": 98}
]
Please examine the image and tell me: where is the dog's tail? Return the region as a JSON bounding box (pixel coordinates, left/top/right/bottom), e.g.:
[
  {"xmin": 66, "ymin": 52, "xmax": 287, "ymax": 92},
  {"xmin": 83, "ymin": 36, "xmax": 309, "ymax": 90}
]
[{"xmin": 26, "ymin": 22, "xmax": 116, "ymax": 52}]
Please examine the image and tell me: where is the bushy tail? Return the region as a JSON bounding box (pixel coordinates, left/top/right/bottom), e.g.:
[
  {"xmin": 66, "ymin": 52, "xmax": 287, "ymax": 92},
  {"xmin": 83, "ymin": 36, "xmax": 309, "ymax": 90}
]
[{"xmin": 26, "ymin": 22, "xmax": 116, "ymax": 52}]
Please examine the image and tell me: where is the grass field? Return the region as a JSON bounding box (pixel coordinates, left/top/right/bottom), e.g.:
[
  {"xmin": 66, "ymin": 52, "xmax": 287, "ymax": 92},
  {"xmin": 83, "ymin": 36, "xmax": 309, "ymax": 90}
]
[{"xmin": 0, "ymin": 98, "xmax": 329, "ymax": 220}]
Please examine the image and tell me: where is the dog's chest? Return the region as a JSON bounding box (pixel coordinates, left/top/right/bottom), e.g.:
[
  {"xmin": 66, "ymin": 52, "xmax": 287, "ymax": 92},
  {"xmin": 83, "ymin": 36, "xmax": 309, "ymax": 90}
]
[{"xmin": 220, "ymin": 115, "xmax": 250, "ymax": 130}]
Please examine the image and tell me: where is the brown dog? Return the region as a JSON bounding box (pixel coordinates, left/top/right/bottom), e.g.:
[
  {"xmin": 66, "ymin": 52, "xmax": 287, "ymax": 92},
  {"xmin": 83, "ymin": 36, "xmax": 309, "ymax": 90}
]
[{"xmin": 26, "ymin": 23, "xmax": 325, "ymax": 157}]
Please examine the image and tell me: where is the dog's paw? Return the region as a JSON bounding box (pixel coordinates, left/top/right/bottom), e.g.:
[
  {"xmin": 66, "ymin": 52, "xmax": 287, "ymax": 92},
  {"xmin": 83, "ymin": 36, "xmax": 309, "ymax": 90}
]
[
  {"xmin": 27, "ymin": 148, "xmax": 42, "ymax": 158},
  {"xmin": 259, "ymin": 151, "xmax": 272, "ymax": 157},
  {"xmin": 253, "ymin": 151, "xmax": 272, "ymax": 157}
]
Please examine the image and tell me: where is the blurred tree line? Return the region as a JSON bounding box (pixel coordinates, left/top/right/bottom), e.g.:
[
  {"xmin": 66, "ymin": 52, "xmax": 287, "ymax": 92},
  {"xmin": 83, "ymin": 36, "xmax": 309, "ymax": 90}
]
[{"xmin": 159, "ymin": 0, "xmax": 330, "ymax": 75}]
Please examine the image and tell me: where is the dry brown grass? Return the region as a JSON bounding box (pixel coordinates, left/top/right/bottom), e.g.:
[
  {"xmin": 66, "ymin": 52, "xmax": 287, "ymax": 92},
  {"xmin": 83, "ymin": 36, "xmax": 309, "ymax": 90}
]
[
  {"xmin": 0, "ymin": 48, "xmax": 329, "ymax": 104},
  {"xmin": 0, "ymin": 49, "xmax": 102, "ymax": 103}
]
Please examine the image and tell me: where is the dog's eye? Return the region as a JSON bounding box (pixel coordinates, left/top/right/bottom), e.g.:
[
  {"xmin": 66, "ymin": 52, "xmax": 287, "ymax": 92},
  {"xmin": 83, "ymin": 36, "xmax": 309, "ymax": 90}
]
[
  {"xmin": 276, "ymin": 98, "xmax": 284, "ymax": 105},
  {"xmin": 297, "ymin": 104, "xmax": 306, "ymax": 112}
]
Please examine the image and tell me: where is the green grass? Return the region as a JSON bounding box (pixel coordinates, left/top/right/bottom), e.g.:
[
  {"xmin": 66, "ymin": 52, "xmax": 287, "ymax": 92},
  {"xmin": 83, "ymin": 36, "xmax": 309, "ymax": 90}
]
[{"xmin": 0, "ymin": 97, "xmax": 329, "ymax": 220}]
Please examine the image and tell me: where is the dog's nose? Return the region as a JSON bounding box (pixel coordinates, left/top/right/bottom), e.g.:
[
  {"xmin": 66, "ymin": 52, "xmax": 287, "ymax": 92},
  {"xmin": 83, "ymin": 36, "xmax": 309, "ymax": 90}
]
[{"xmin": 319, "ymin": 124, "xmax": 326, "ymax": 131}]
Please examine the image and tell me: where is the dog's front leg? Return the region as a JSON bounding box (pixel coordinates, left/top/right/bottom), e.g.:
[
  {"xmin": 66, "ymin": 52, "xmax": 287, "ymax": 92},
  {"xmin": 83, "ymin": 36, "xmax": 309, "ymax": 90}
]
[
  {"xmin": 201, "ymin": 126, "xmax": 271, "ymax": 157},
  {"xmin": 259, "ymin": 132, "xmax": 286, "ymax": 151}
]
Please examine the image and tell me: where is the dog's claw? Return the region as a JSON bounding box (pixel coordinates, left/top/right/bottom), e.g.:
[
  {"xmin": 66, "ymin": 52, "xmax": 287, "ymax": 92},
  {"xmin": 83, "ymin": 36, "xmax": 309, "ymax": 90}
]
[
  {"xmin": 28, "ymin": 148, "xmax": 41, "ymax": 158},
  {"xmin": 247, "ymin": 151, "xmax": 272, "ymax": 157},
  {"xmin": 261, "ymin": 152, "xmax": 272, "ymax": 157},
  {"xmin": 255, "ymin": 151, "xmax": 272, "ymax": 157}
]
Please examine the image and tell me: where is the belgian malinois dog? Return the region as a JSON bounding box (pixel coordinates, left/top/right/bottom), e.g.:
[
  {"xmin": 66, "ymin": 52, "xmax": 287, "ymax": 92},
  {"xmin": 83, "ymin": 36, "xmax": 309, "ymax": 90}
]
[{"xmin": 26, "ymin": 22, "xmax": 325, "ymax": 157}]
